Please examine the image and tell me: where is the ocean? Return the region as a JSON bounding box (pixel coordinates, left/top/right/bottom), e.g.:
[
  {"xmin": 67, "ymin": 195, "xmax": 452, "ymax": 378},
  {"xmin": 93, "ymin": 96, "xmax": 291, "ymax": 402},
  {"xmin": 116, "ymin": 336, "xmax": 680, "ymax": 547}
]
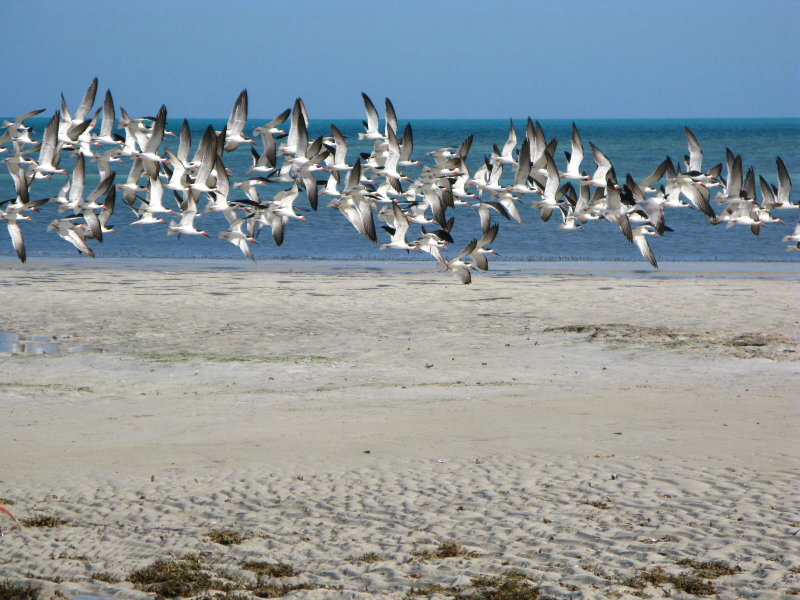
[{"xmin": 2, "ymin": 117, "xmax": 799, "ymax": 264}]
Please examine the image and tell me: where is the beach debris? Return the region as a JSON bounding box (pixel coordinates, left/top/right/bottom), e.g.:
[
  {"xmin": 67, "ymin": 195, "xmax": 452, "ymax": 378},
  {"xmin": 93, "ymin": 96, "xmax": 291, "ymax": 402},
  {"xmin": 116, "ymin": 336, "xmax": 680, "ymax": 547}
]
[
  {"xmin": 623, "ymin": 566, "xmax": 716, "ymax": 595},
  {"xmin": 545, "ymin": 324, "xmax": 799, "ymax": 361},
  {"xmin": 241, "ymin": 561, "xmax": 297, "ymax": 577},
  {"xmin": 203, "ymin": 528, "xmax": 249, "ymax": 545},
  {"xmin": 128, "ymin": 554, "xmax": 216, "ymax": 598},
  {"xmin": 91, "ymin": 572, "xmax": 122, "ymax": 584},
  {"xmin": 642, "ymin": 535, "xmax": 673, "ymax": 544},
  {"xmin": 580, "ymin": 499, "xmax": 611, "ymax": 509},
  {"xmin": 0, "ymin": 502, "xmax": 22, "ymax": 529},
  {"xmin": 675, "ymin": 559, "xmax": 742, "ymax": 578},
  {"xmin": 0, "ymin": 580, "xmax": 40, "ymax": 599},
  {"xmin": 467, "ymin": 571, "xmax": 541, "ymax": 599},
  {"xmin": 346, "ymin": 552, "xmax": 385, "ymax": 563},
  {"xmin": 20, "ymin": 513, "xmax": 67, "ymax": 528},
  {"xmin": 412, "ymin": 540, "xmax": 478, "ymax": 560}
]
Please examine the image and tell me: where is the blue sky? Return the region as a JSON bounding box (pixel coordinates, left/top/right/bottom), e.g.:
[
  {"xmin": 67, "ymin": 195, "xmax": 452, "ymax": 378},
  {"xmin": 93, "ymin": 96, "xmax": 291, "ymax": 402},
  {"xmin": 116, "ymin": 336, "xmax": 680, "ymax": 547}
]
[{"xmin": 3, "ymin": 0, "xmax": 798, "ymax": 119}]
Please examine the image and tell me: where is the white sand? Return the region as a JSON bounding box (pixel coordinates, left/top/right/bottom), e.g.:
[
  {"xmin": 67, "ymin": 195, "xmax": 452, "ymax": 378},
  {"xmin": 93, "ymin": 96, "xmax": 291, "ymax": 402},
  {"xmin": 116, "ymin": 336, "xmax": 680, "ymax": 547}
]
[{"xmin": 0, "ymin": 262, "xmax": 798, "ymax": 599}]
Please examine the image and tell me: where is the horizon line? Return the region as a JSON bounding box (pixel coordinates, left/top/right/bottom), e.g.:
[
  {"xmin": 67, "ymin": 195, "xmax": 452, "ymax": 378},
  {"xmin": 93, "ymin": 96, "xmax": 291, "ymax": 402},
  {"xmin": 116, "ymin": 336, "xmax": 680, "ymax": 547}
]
[{"xmin": 5, "ymin": 114, "xmax": 799, "ymax": 122}]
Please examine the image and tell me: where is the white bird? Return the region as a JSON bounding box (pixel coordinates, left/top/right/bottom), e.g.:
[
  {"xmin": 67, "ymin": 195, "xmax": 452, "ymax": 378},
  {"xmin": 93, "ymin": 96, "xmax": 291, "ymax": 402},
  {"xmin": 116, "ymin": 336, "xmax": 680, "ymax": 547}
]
[
  {"xmin": 280, "ymin": 97, "xmax": 308, "ymax": 157},
  {"xmin": 380, "ymin": 201, "xmax": 419, "ymax": 251},
  {"xmin": 584, "ymin": 143, "xmax": 616, "ymax": 189},
  {"xmin": 467, "ymin": 223, "xmax": 500, "ymax": 270},
  {"xmin": 92, "ymin": 148, "xmax": 123, "ymax": 180},
  {"xmin": 327, "ymin": 123, "xmax": 352, "ymax": 171},
  {"xmin": 136, "ymin": 105, "xmax": 168, "ymax": 178},
  {"xmin": 398, "ymin": 124, "xmax": 421, "ymax": 167},
  {"xmin": 430, "ymin": 244, "xmax": 477, "ymax": 284},
  {"xmin": 253, "ymin": 107, "xmax": 290, "ymax": 140},
  {"xmin": 329, "ymin": 161, "xmax": 377, "ymax": 242},
  {"xmin": 1, "ymin": 209, "xmax": 30, "ymax": 262},
  {"xmin": 491, "ymin": 119, "xmax": 517, "ymax": 165},
  {"xmin": 219, "ymin": 208, "xmax": 257, "ymax": 260},
  {"xmin": 186, "ymin": 126, "xmax": 219, "ymax": 195},
  {"xmin": 59, "ymin": 153, "xmax": 116, "ymax": 241},
  {"xmin": 0, "ymin": 108, "xmax": 45, "ymax": 147},
  {"xmin": 782, "ymin": 219, "xmax": 800, "ymax": 251},
  {"xmin": 0, "ymin": 172, "xmax": 42, "ymax": 262},
  {"xmin": 532, "ymin": 151, "xmax": 561, "ymax": 221},
  {"xmin": 711, "ymin": 198, "xmax": 763, "ymax": 235},
  {"xmin": 632, "ymin": 225, "xmax": 660, "ymax": 268},
  {"xmin": 560, "ymin": 123, "xmax": 589, "ymax": 181},
  {"xmin": 31, "ymin": 113, "xmax": 67, "ymax": 177},
  {"xmin": 601, "ymin": 176, "xmax": 633, "ymax": 242},
  {"xmin": 144, "ymin": 172, "xmax": 175, "ymax": 215},
  {"xmin": 167, "ymin": 204, "xmax": 208, "ymax": 237},
  {"xmin": 768, "ymin": 157, "xmax": 795, "ymax": 210},
  {"xmin": 91, "ymin": 90, "xmax": 119, "ymax": 146},
  {"xmin": 376, "ymin": 126, "xmax": 411, "ymax": 183},
  {"xmin": 358, "ymin": 92, "xmax": 385, "ymax": 141},
  {"xmin": 319, "ymin": 169, "xmax": 341, "ymax": 198},
  {"xmin": 684, "ymin": 127, "xmax": 704, "ymax": 174},
  {"xmin": 220, "ymin": 89, "xmax": 254, "ymax": 152},
  {"xmin": 269, "ymin": 183, "xmax": 308, "ymax": 222},
  {"xmin": 47, "ymin": 218, "xmax": 95, "ymax": 256},
  {"xmin": 130, "ymin": 205, "xmax": 166, "ymax": 226},
  {"xmin": 61, "ymin": 77, "xmax": 98, "ymax": 127}
]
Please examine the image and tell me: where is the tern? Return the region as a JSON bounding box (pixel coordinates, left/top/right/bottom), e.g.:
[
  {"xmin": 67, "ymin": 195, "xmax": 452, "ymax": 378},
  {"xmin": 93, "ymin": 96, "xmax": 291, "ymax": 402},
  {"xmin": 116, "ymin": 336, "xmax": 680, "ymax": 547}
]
[
  {"xmin": 782, "ymin": 220, "xmax": 800, "ymax": 251},
  {"xmin": 632, "ymin": 225, "xmax": 660, "ymax": 268},
  {"xmin": 91, "ymin": 90, "xmax": 120, "ymax": 147},
  {"xmin": 430, "ymin": 244, "xmax": 477, "ymax": 284},
  {"xmin": 380, "ymin": 201, "xmax": 420, "ymax": 251},
  {"xmin": 136, "ymin": 105, "xmax": 168, "ymax": 178},
  {"xmin": 47, "ymin": 218, "xmax": 95, "ymax": 256},
  {"xmin": 532, "ymin": 151, "xmax": 561, "ymax": 222},
  {"xmin": 220, "ymin": 89, "xmax": 254, "ymax": 152},
  {"xmin": 584, "ymin": 143, "xmax": 617, "ymax": 189},
  {"xmin": 31, "ymin": 113, "xmax": 67, "ymax": 177},
  {"xmin": 560, "ymin": 123, "xmax": 590, "ymax": 181},
  {"xmin": 219, "ymin": 209, "xmax": 257, "ymax": 260},
  {"xmin": 491, "ymin": 119, "xmax": 517, "ymax": 165},
  {"xmin": 468, "ymin": 223, "xmax": 500, "ymax": 270},
  {"xmin": 359, "ymin": 92, "xmax": 385, "ymax": 141}
]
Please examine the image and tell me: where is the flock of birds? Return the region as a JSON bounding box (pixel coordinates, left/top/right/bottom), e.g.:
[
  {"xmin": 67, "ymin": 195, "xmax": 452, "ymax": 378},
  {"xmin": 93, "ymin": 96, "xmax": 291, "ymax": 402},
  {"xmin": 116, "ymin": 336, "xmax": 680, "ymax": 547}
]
[{"xmin": 1, "ymin": 78, "xmax": 798, "ymax": 283}]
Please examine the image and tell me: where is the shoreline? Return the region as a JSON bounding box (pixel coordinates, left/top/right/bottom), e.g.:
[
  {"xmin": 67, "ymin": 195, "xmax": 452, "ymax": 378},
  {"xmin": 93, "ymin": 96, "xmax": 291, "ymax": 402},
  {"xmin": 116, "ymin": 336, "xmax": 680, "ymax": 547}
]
[{"xmin": 2, "ymin": 257, "xmax": 799, "ymax": 279}]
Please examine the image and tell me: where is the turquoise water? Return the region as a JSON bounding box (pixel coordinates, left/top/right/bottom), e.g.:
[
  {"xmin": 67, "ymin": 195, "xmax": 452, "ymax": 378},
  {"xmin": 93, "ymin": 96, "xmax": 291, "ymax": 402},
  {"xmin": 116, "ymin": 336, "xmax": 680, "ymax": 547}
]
[{"xmin": 2, "ymin": 117, "xmax": 798, "ymax": 263}]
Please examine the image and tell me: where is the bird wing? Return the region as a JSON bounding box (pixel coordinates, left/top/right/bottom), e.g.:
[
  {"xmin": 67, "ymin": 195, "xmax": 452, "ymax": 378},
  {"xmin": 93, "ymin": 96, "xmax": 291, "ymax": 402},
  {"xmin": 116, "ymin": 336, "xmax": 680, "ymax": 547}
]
[
  {"xmin": 776, "ymin": 156, "xmax": 792, "ymax": 206},
  {"xmin": 361, "ymin": 92, "xmax": 380, "ymax": 134},
  {"xmin": 86, "ymin": 171, "xmax": 116, "ymax": 206},
  {"xmin": 685, "ymin": 127, "xmax": 703, "ymax": 173},
  {"xmin": 6, "ymin": 219, "xmax": 26, "ymax": 263},
  {"xmin": 69, "ymin": 153, "xmax": 87, "ymax": 205},
  {"xmin": 566, "ymin": 122, "xmax": 584, "ymax": 173},
  {"xmin": 384, "ymin": 97, "xmax": 398, "ymax": 138},
  {"xmin": 74, "ymin": 77, "xmax": 98, "ymax": 122},
  {"xmin": 144, "ymin": 105, "xmax": 167, "ymax": 154},
  {"xmin": 634, "ymin": 231, "xmax": 658, "ymax": 268},
  {"xmin": 500, "ymin": 118, "xmax": 517, "ymax": 157},
  {"xmin": 98, "ymin": 89, "xmax": 115, "ymax": 138},
  {"xmin": 226, "ymin": 89, "xmax": 248, "ymax": 136},
  {"xmin": 38, "ymin": 112, "xmax": 60, "ymax": 165}
]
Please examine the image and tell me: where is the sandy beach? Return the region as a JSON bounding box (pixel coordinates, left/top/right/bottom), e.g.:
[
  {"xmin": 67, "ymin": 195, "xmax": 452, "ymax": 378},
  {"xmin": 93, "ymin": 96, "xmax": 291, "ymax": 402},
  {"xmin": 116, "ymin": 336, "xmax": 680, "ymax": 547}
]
[{"xmin": 0, "ymin": 261, "xmax": 798, "ymax": 599}]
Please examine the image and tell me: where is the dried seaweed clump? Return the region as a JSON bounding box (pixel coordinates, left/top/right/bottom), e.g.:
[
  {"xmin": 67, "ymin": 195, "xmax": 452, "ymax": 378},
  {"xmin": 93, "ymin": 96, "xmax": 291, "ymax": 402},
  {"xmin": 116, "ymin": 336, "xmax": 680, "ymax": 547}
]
[
  {"xmin": 412, "ymin": 540, "xmax": 478, "ymax": 560},
  {"xmin": 205, "ymin": 528, "xmax": 250, "ymax": 546}
]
